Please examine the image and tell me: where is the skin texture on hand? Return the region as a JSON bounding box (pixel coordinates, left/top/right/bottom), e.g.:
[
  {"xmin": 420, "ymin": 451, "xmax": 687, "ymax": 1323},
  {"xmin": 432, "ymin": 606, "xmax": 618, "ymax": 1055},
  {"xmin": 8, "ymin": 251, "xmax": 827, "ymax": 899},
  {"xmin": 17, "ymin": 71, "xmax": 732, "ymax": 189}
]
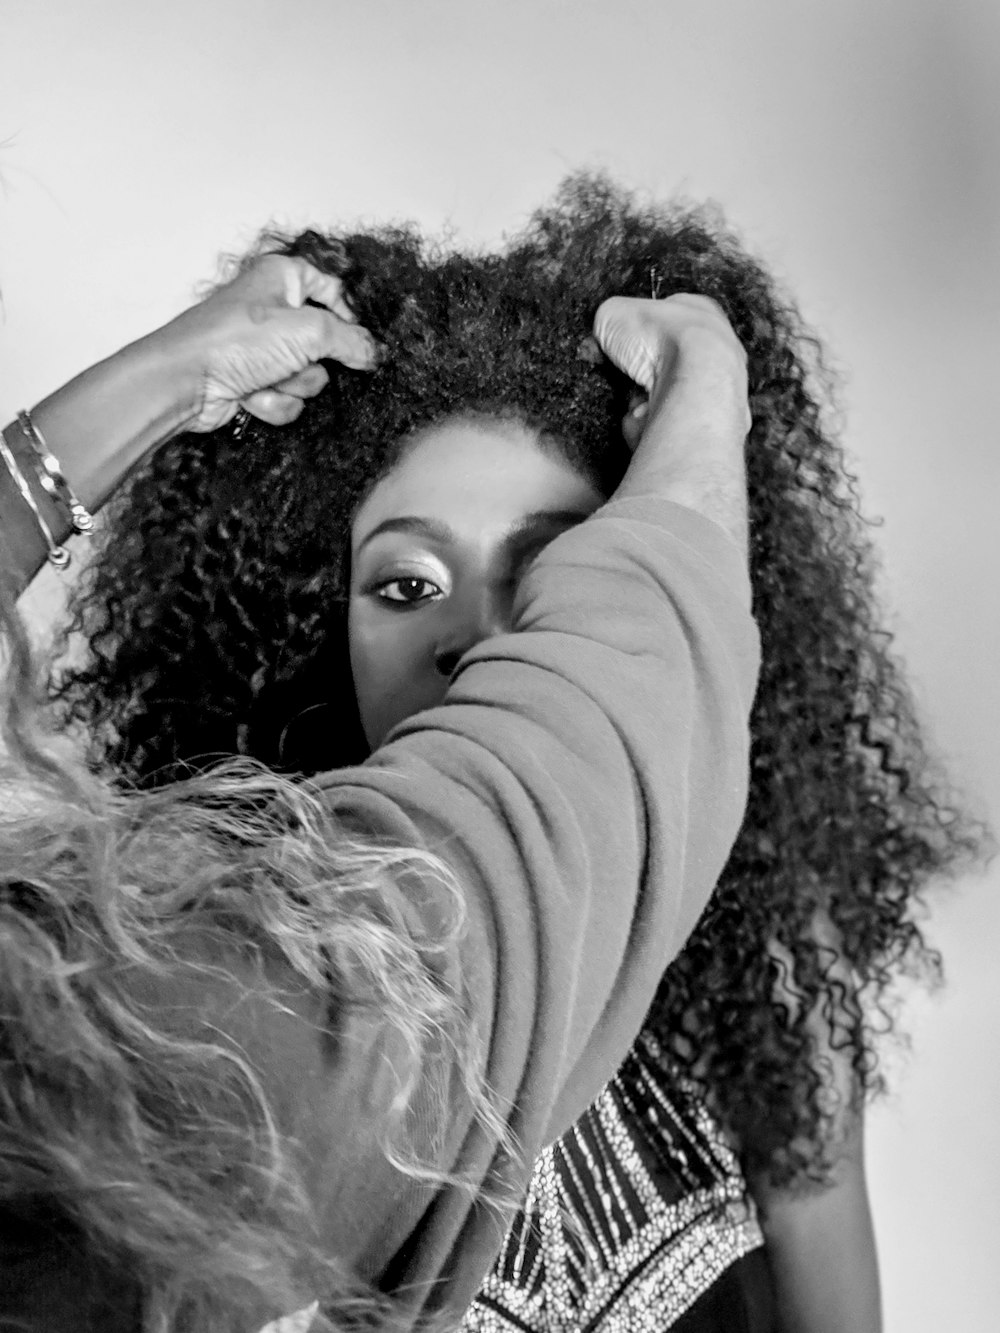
[
  {"xmin": 162, "ymin": 255, "xmax": 379, "ymax": 432},
  {"xmin": 593, "ymin": 293, "xmax": 749, "ymax": 429}
]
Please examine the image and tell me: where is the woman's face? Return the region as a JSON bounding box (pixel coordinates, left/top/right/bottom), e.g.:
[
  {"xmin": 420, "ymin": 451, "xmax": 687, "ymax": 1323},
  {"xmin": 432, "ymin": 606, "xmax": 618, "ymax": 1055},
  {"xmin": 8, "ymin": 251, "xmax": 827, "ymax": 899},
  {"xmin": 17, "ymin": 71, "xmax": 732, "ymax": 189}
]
[{"xmin": 349, "ymin": 416, "xmax": 604, "ymax": 749}]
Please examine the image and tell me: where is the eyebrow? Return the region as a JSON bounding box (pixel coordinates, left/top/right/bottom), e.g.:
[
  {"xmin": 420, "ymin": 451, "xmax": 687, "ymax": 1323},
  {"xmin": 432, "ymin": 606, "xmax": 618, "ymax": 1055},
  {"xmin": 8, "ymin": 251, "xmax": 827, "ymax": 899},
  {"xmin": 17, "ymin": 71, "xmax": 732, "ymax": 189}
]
[{"xmin": 355, "ymin": 509, "xmax": 591, "ymax": 556}]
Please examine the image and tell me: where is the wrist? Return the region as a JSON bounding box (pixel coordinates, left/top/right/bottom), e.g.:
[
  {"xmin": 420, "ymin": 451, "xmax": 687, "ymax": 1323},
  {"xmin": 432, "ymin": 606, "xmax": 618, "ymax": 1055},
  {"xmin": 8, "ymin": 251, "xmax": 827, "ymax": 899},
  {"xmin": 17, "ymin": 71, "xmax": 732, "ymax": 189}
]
[
  {"xmin": 28, "ymin": 328, "xmax": 204, "ymax": 514},
  {"xmin": 617, "ymin": 348, "xmax": 749, "ymax": 552},
  {"xmin": 1, "ymin": 314, "xmax": 212, "ymax": 593},
  {"xmin": 1, "ymin": 420, "xmax": 74, "ymax": 583},
  {"xmin": 114, "ymin": 321, "xmax": 206, "ymax": 439},
  {"xmin": 651, "ymin": 327, "xmax": 748, "ymax": 414}
]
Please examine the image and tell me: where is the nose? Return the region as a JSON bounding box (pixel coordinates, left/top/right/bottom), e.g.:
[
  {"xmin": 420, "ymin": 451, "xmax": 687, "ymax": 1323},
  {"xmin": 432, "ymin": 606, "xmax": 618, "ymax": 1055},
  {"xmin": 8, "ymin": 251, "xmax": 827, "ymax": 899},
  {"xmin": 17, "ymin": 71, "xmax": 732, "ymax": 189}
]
[{"xmin": 434, "ymin": 584, "xmax": 515, "ymax": 679}]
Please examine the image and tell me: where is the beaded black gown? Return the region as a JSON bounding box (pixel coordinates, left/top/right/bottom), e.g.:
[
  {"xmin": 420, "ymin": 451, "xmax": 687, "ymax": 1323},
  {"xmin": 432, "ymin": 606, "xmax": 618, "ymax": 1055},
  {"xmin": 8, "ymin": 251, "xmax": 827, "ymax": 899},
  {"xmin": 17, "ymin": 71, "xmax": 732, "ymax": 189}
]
[{"xmin": 462, "ymin": 1031, "xmax": 776, "ymax": 1333}]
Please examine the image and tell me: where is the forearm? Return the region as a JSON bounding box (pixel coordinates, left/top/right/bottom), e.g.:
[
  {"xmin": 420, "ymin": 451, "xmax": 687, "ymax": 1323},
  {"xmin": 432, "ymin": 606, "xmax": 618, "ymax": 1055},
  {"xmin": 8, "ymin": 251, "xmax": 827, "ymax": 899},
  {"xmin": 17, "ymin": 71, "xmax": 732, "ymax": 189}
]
[
  {"xmin": 615, "ymin": 343, "xmax": 749, "ymax": 553},
  {"xmin": 753, "ymin": 1119, "xmax": 882, "ymax": 1333},
  {"xmin": 593, "ymin": 292, "xmax": 751, "ymax": 551},
  {"xmin": 29, "ymin": 333, "xmax": 199, "ymax": 511},
  {"xmin": 1, "ymin": 334, "xmax": 200, "ymax": 596}
]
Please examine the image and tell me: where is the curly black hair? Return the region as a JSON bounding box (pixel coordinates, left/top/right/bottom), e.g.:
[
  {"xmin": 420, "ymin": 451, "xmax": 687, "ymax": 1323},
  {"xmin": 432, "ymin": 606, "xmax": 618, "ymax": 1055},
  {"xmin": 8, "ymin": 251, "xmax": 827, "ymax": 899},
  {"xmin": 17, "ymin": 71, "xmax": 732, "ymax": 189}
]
[{"xmin": 54, "ymin": 174, "xmax": 980, "ymax": 1185}]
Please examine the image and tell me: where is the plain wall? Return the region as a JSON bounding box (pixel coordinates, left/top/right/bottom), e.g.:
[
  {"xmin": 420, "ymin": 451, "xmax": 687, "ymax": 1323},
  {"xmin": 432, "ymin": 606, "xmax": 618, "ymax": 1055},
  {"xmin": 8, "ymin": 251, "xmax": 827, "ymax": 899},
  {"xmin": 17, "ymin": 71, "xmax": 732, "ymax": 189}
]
[{"xmin": 3, "ymin": 2, "xmax": 998, "ymax": 1328}]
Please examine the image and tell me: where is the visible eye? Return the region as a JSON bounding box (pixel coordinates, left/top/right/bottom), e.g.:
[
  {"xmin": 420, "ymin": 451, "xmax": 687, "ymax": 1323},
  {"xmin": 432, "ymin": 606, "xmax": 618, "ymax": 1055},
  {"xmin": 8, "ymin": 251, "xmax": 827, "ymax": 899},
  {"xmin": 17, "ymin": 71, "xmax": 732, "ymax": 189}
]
[{"xmin": 375, "ymin": 576, "xmax": 444, "ymax": 606}]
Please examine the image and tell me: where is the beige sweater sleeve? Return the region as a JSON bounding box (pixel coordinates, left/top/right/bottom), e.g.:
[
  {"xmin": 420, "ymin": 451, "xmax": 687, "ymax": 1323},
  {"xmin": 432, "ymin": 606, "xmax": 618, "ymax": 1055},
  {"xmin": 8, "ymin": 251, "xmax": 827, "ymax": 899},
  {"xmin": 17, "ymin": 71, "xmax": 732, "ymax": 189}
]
[{"xmin": 301, "ymin": 497, "xmax": 759, "ymax": 1324}]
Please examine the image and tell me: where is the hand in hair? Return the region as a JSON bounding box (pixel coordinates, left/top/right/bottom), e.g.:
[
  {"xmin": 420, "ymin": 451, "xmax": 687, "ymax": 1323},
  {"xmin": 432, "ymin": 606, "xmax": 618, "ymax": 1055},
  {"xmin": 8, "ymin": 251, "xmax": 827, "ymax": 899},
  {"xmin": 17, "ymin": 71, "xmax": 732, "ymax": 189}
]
[
  {"xmin": 596, "ymin": 293, "xmax": 750, "ymax": 549},
  {"xmin": 161, "ymin": 254, "xmax": 380, "ymax": 432},
  {"xmin": 2, "ymin": 256, "xmax": 378, "ymax": 595}
]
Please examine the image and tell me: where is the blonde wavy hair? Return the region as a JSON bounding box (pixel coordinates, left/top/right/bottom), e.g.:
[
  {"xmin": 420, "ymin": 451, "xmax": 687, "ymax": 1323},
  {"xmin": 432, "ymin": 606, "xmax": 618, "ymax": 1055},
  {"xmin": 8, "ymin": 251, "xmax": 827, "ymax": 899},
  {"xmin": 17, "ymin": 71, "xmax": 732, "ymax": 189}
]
[{"xmin": 0, "ymin": 589, "xmax": 488, "ymax": 1332}]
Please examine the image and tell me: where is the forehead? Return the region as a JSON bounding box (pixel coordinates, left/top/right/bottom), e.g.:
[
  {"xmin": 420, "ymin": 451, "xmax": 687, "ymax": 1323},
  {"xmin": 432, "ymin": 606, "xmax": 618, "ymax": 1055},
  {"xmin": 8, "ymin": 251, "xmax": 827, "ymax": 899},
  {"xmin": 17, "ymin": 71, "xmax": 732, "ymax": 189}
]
[{"xmin": 351, "ymin": 417, "xmax": 602, "ymax": 545}]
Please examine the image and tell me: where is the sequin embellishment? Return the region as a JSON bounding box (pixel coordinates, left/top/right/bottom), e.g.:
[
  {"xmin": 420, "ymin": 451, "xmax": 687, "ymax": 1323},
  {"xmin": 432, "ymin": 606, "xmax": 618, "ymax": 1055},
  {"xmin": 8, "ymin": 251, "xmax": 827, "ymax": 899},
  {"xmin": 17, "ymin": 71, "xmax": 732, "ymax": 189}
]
[{"xmin": 462, "ymin": 1032, "xmax": 763, "ymax": 1332}]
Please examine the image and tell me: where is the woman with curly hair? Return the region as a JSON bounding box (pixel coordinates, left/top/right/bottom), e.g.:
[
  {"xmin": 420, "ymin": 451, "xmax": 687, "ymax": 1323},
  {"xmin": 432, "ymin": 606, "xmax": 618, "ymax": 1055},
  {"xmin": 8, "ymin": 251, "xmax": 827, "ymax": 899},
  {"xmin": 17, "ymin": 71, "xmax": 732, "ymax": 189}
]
[
  {"xmin": 0, "ymin": 240, "xmax": 757, "ymax": 1331},
  {"xmin": 9, "ymin": 174, "xmax": 975, "ymax": 1329}
]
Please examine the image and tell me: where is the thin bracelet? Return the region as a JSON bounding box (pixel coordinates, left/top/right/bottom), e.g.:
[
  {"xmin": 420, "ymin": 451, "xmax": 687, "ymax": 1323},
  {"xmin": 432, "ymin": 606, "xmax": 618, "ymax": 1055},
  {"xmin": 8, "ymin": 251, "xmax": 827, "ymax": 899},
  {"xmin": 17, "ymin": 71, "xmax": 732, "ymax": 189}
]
[
  {"xmin": 0, "ymin": 429, "xmax": 71, "ymax": 568},
  {"xmin": 16, "ymin": 409, "xmax": 95, "ymax": 536}
]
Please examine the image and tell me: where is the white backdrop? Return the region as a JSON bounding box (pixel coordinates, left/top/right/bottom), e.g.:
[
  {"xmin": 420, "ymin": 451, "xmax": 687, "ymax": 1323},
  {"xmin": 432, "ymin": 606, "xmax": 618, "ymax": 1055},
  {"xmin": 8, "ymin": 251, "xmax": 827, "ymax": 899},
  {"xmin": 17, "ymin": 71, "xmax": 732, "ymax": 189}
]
[{"xmin": 3, "ymin": 2, "xmax": 999, "ymax": 1328}]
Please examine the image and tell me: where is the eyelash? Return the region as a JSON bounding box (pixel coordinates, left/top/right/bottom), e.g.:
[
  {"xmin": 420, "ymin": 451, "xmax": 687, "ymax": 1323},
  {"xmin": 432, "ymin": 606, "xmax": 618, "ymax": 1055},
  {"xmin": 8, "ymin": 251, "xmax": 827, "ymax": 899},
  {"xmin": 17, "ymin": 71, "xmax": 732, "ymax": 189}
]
[
  {"xmin": 374, "ymin": 576, "xmax": 445, "ymax": 607},
  {"xmin": 369, "ymin": 541, "xmax": 550, "ymax": 609}
]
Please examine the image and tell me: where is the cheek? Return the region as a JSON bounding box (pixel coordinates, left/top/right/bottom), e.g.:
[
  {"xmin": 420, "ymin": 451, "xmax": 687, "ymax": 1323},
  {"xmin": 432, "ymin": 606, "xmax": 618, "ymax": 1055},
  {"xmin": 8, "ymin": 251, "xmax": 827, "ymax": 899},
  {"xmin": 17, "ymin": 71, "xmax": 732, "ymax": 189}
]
[{"xmin": 348, "ymin": 608, "xmax": 442, "ymax": 749}]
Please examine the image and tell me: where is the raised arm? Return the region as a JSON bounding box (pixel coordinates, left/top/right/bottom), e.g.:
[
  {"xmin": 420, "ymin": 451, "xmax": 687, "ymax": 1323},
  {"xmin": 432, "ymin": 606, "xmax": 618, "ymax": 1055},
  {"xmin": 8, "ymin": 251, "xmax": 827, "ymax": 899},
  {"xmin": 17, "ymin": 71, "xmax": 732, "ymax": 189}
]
[
  {"xmin": 0, "ymin": 284, "xmax": 758, "ymax": 1332},
  {"xmin": 303, "ymin": 294, "xmax": 758, "ymax": 1320},
  {"xmin": 0, "ymin": 256, "xmax": 376, "ymax": 596},
  {"xmin": 594, "ymin": 291, "xmax": 750, "ymax": 550}
]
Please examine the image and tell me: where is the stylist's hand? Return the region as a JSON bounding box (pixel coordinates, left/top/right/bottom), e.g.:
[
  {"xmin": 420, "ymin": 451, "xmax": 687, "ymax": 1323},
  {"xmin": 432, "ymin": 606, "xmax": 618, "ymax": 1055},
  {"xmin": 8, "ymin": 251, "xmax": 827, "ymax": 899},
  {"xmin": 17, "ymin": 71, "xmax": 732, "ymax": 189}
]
[
  {"xmin": 593, "ymin": 294, "xmax": 749, "ymax": 452},
  {"xmin": 159, "ymin": 255, "xmax": 378, "ymax": 433}
]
